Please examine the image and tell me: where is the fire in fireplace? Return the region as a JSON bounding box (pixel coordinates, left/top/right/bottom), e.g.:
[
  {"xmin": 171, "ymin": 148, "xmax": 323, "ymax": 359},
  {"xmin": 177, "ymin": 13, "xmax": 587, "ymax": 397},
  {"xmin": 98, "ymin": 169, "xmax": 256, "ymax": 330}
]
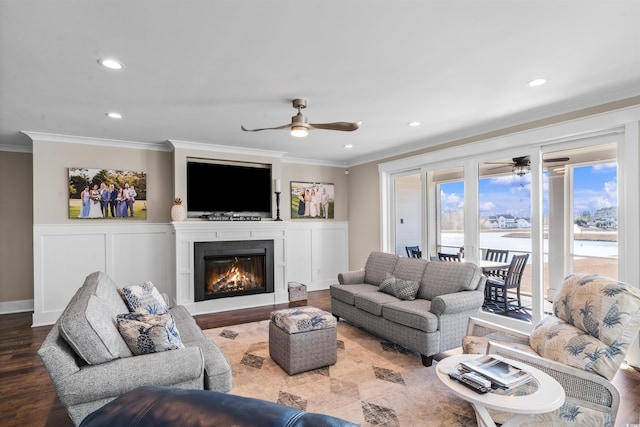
[{"xmin": 194, "ymin": 240, "xmax": 274, "ymax": 301}]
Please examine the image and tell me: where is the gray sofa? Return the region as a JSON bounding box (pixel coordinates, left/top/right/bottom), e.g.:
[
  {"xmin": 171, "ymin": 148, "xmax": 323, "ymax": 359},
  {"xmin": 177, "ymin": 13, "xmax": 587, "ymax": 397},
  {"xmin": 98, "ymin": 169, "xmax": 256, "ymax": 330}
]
[
  {"xmin": 330, "ymin": 251, "xmax": 486, "ymax": 366},
  {"xmin": 38, "ymin": 271, "xmax": 233, "ymax": 426}
]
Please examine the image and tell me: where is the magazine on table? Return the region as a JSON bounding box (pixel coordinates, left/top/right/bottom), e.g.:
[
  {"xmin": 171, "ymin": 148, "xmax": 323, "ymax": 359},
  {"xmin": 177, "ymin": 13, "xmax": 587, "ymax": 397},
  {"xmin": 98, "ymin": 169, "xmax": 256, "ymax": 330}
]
[{"xmin": 459, "ymin": 355, "xmax": 532, "ymax": 389}]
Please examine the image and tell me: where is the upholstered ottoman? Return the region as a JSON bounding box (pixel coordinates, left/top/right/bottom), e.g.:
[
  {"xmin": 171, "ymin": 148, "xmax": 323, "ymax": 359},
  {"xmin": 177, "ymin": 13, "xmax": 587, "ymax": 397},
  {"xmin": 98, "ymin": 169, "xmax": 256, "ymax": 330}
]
[{"xmin": 269, "ymin": 306, "xmax": 337, "ymax": 375}]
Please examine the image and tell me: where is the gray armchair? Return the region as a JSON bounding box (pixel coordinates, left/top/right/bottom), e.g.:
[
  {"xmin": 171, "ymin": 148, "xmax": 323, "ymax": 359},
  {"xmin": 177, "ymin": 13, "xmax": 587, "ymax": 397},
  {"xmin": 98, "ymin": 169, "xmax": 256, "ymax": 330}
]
[{"xmin": 463, "ymin": 274, "xmax": 640, "ymax": 426}]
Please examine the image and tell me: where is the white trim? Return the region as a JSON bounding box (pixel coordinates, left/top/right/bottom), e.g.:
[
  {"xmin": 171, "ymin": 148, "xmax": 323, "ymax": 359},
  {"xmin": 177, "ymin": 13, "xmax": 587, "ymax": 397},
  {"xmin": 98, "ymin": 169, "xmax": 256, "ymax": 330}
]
[
  {"xmin": 0, "ymin": 144, "xmax": 32, "ymax": 153},
  {"xmin": 169, "ymin": 139, "xmax": 288, "ymax": 158},
  {"xmin": 22, "ymin": 132, "xmax": 172, "ymax": 152},
  {"xmin": 619, "ymin": 122, "xmax": 640, "ymax": 285},
  {"xmin": 280, "ymin": 156, "xmax": 348, "ymax": 168},
  {"xmin": 0, "ymin": 299, "xmax": 34, "ymax": 314}
]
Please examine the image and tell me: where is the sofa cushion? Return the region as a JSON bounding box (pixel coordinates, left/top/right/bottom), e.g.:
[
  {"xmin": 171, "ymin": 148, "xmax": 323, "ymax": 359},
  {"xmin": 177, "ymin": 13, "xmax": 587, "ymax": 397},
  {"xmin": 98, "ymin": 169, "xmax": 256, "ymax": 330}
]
[
  {"xmin": 531, "ymin": 274, "xmax": 640, "ymax": 381},
  {"xmin": 552, "ymin": 274, "xmax": 640, "ymax": 347},
  {"xmin": 117, "ymin": 312, "xmax": 185, "ymax": 355},
  {"xmin": 391, "ymin": 257, "xmax": 428, "ymax": 282},
  {"xmin": 330, "ymin": 283, "xmax": 379, "ymax": 306},
  {"xmin": 354, "ymin": 291, "xmax": 399, "ymax": 316},
  {"xmin": 58, "ymin": 272, "xmax": 133, "ymax": 365},
  {"xmin": 363, "ymin": 251, "xmax": 399, "ymax": 286},
  {"xmin": 119, "ymin": 281, "xmax": 169, "ymax": 314},
  {"xmin": 418, "ymin": 261, "xmax": 482, "ymax": 301},
  {"xmin": 381, "ymin": 299, "xmax": 438, "ymax": 333},
  {"xmin": 270, "ymin": 306, "xmax": 337, "ymax": 334},
  {"xmin": 378, "ymin": 273, "xmax": 420, "ymax": 301}
]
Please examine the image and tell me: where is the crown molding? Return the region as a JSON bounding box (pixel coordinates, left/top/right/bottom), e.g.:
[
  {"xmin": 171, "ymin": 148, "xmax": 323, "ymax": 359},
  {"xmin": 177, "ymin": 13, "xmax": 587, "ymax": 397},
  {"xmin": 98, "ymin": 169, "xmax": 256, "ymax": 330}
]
[
  {"xmin": 168, "ymin": 139, "xmax": 288, "ymax": 159},
  {"xmin": 280, "ymin": 156, "xmax": 348, "ymax": 168},
  {"xmin": 0, "ymin": 144, "xmax": 32, "ymax": 153},
  {"xmin": 21, "ymin": 132, "xmax": 172, "ymax": 152}
]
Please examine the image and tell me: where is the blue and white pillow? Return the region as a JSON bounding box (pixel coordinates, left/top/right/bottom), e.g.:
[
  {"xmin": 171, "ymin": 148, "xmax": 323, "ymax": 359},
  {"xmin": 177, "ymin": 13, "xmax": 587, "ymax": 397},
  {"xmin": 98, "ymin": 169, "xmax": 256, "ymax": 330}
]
[
  {"xmin": 116, "ymin": 312, "xmax": 184, "ymax": 355},
  {"xmin": 119, "ymin": 281, "xmax": 169, "ymax": 314}
]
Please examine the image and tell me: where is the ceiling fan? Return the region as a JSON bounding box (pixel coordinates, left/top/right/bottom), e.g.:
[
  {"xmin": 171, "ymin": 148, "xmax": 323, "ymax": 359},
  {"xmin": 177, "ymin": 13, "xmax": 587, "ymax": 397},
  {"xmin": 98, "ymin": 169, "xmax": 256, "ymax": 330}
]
[
  {"xmin": 485, "ymin": 156, "xmax": 570, "ymax": 176},
  {"xmin": 241, "ymin": 99, "xmax": 361, "ymax": 137}
]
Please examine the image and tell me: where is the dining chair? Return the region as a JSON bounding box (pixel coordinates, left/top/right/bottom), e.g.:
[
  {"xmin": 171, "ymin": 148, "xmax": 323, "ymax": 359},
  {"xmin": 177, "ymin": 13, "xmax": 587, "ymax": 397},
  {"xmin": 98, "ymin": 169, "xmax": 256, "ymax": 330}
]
[
  {"xmin": 405, "ymin": 246, "xmax": 421, "ymax": 258},
  {"xmin": 484, "ymin": 248, "xmax": 509, "ymax": 263},
  {"xmin": 483, "ymin": 248, "xmax": 510, "ymax": 280},
  {"xmin": 437, "ymin": 252, "xmax": 462, "ymax": 262},
  {"xmin": 485, "ymin": 253, "xmax": 529, "ymax": 312}
]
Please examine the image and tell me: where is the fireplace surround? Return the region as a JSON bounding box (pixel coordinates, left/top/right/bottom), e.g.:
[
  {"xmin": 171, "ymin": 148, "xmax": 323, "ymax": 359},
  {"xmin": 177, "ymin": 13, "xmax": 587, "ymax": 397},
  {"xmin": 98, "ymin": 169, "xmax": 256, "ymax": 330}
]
[{"xmin": 194, "ymin": 240, "xmax": 274, "ymax": 301}]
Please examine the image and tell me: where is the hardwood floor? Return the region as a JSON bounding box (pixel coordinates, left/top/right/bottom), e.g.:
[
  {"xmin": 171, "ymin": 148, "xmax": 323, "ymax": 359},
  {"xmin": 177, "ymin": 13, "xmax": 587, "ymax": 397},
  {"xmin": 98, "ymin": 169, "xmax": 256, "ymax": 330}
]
[{"xmin": 1, "ymin": 290, "xmax": 638, "ymax": 427}]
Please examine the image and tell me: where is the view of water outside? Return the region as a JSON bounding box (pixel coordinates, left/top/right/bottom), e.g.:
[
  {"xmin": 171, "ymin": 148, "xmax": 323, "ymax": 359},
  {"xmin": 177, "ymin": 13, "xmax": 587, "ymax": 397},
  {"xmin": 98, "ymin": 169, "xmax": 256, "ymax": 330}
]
[{"xmin": 439, "ymin": 163, "xmax": 618, "ymax": 294}]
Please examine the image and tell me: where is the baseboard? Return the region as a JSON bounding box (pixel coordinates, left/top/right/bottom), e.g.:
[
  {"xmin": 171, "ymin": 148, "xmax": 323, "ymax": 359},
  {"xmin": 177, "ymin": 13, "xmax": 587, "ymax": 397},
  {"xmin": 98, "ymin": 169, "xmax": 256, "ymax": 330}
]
[{"xmin": 0, "ymin": 299, "xmax": 34, "ymax": 315}]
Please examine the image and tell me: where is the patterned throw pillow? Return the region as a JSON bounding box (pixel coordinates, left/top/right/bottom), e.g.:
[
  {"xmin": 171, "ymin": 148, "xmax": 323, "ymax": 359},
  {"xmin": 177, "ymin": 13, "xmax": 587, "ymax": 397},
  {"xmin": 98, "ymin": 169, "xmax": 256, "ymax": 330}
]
[
  {"xmin": 378, "ymin": 273, "xmax": 420, "ymax": 301},
  {"xmin": 116, "ymin": 312, "xmax": 184, "ymax": 355},
  {"xmin": 119, "ymin": 281, "xmax": 169, "ymax": 314}
]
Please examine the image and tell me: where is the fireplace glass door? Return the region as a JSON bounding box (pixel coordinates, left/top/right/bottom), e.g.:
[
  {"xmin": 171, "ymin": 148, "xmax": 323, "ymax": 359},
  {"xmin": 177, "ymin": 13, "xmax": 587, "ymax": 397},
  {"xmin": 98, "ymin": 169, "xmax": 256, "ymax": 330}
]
[{"xmin": 204, "ymin": 255, "xmax": 266, "ymax": 297}]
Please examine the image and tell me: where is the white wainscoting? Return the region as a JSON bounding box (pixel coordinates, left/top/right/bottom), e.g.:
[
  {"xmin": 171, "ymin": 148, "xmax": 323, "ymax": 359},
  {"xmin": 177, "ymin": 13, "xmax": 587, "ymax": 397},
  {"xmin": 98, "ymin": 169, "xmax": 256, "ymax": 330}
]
[
  {"xmin": 32, "ymin": 223, "xmax": 174, "ymax": 326},
  {"xmin": 32, "ymin": 221, "xmax": 349, "ymax": 325},
  {"xmin": 287, "ymin": 221, "xmax": 349, "ymax": 290}
]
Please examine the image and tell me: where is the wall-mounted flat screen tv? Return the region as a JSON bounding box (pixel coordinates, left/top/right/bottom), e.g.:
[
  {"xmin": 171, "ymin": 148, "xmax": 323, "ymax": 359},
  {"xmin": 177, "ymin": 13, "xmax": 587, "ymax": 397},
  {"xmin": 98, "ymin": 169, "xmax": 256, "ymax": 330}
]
[{"xmin": 187, "ymin": 160, "xmax": 272, "ymax": 218}]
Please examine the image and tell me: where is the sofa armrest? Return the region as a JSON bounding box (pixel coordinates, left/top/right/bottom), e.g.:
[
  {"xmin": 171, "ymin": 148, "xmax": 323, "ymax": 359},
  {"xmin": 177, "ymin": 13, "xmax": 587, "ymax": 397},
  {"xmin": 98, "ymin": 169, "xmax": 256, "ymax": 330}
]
[
  {"xmin": 429, "ymin": 290, "xmax": 484, "ymax": 315},
  {"xmin": 56, "ymin": 346, "xmax": 205, "ymax": 407},
  {"xmin": 338, "ymin": 270, "xmax": 366, "ymax": 285}
]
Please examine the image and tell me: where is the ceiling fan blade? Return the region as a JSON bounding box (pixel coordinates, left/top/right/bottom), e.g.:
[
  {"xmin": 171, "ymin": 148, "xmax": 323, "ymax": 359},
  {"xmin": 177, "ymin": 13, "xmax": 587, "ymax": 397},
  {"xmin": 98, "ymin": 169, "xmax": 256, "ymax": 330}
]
[
  {"xmin": 241, "ymin": 124, "xmax": 291, "ymax": 132},
  {"xmin": 484, "ymin": 161, "xmax": 514, "ymax": 165},
  {"xmin": 487, "ymin": 165, "xmax": 512, "ymax": 171},
  {"xmin": 309, "ymin": 121, "xmax": 361, "ymax": 132},
  {"xmin": 543, "ymin": 157, "xmax": 570, "ymax": 163}
]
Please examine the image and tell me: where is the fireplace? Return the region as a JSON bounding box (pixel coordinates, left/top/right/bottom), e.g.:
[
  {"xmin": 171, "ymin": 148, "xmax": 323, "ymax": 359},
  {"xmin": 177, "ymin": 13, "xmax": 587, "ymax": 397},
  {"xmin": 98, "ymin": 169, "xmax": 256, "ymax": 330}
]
[{"xmin": 194, "ymin": 240, "xmax": 274, "ymax": 301}]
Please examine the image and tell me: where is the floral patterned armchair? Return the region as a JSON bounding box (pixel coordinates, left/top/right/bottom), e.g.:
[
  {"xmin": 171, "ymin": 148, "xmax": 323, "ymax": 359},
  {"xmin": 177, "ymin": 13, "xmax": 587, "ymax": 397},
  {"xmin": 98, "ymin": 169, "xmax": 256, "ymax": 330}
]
[{"xmin": 463, "ymin": 274, "xmax": 640, "ymax": 426}]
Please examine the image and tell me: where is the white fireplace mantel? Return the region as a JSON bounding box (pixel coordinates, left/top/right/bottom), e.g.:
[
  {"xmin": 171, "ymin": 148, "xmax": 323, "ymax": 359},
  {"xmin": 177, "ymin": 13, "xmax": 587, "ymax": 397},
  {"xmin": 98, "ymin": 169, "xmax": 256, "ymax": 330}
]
[{"xmin": 172, "ymin": 220, "xmax": 290, "ymax": 315}]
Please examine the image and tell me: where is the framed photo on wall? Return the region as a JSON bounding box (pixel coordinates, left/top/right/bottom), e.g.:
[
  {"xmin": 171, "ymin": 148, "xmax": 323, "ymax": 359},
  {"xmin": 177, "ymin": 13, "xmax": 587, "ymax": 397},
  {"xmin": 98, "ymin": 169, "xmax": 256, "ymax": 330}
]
[
  {"xmin": 290, "ymin": 181, "xmax": 334, "ymax": 219},
  {"xmin": 68, "ymin": 167, "xmax": 147, "ymax": 220}
]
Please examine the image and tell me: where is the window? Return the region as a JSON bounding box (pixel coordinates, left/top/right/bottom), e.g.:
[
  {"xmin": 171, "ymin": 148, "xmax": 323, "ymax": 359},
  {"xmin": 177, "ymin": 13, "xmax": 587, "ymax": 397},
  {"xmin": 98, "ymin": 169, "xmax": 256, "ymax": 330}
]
[{"xmin": 433, "ymin": 167, "xmax": 464, "ymax": 257}]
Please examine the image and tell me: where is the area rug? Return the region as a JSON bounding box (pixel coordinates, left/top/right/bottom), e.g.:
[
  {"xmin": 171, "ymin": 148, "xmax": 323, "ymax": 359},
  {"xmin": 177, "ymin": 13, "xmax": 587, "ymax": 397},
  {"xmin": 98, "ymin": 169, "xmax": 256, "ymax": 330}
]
[{"xmin": 203, "ymin": 320, "xmax": 476, "ymax": 427}]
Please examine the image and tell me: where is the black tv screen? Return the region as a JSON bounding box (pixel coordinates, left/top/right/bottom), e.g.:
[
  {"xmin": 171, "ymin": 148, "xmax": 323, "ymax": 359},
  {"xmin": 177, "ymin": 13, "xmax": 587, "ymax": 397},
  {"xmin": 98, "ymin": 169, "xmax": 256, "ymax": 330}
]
[{"xmin": 187, "ymin": 161, "xmax": 272, "ymax": 217}]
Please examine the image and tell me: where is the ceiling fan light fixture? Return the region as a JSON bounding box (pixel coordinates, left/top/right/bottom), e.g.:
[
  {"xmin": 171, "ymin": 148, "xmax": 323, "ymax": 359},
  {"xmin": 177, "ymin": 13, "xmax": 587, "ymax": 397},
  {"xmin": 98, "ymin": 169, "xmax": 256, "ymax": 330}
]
[
  {"xmin": 527, "ymin": 78, "xmax": 547, "ymax": 87},
  {"xmin": 98, "ymin": 58, "xmax": 124, "ymax": 70},
  {"xmin": 513, "ymin": 164, "xmax": 530, "ymax": 176},
  {"xmin": 290, "ymin": 126, "xmax": 308, "ymax": 137}
]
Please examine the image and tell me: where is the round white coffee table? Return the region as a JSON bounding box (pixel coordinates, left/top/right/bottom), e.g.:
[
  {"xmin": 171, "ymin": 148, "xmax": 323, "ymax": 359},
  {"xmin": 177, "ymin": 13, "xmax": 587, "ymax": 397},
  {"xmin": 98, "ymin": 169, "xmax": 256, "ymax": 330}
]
[{"xmin": 436, "ymin": 353, "xmax": 565, "ymax": 427}]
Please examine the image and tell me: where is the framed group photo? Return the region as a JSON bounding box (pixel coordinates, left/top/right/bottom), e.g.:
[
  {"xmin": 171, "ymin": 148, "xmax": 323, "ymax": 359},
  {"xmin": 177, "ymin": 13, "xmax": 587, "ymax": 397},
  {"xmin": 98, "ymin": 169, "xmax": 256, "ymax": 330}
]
[
  {"xmin": 290, "ymin": 181, "xmax": 334, "ymax": 219},
  {"xmin": 68, "ymin": 167, "xmax": 147, "ymax": 220}
]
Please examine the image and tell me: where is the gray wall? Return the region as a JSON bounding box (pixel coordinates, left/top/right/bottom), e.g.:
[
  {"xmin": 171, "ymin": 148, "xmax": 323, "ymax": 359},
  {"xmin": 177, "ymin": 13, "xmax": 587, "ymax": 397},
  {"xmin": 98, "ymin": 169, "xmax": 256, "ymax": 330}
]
[
  {"xmin": 33, "ymin": 140, "xmax": 174, "ymax": 224},
  {"xmin": 0, "ymin": 151, "xmax": 33, "ymax": 303}
]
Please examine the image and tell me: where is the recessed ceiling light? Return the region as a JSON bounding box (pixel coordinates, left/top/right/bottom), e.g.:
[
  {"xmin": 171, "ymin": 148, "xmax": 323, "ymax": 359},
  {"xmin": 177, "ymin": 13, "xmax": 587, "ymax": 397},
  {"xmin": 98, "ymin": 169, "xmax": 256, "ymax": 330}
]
[
  {"xmin": 344, "ymin": 144, "xmax": 353, "ymax": 149},
  {"xmin": 527, "ymin": 78, "xmax": 547, "ymax": 87},
  {"xmin": 106, "ymin": 112, "xmax": 122, "ymax": 119},
  {"xmin": 408, "ymin": 121, "xmax": 421, "ymax": 127},
  {"xmin": 98, "ymin": 58, "xmax": 124, "ymax": 70}
]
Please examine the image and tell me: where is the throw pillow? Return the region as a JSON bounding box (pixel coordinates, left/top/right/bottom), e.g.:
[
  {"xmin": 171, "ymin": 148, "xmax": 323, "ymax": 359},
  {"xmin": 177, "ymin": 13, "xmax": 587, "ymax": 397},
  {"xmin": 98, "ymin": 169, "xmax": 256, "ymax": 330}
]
[
  {"xmin": 119, "ymin": 281, "xmax": 169, "ymax": 314},
  {"xmin": 378, "ymin": 273, "xmax": 420, "ymax": 301},
  {"xmin": 117, "ymin": 312, "xmax": 184, "ymax": 355}
]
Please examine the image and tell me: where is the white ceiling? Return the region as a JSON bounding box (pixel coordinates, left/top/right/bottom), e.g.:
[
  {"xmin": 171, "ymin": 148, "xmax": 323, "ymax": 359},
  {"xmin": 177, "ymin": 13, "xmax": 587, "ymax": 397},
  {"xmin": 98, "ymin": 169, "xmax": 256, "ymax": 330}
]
[{"xmin": 2, "ymin": 0, "xmax": 639, "ymax": 165}]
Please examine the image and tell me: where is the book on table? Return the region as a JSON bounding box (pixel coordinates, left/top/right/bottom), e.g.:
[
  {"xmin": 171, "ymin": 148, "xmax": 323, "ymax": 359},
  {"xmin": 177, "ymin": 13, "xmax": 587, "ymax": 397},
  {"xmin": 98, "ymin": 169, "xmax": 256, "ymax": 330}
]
[{"xmin": 459, "ymin": 355, "xmax": 532, "ymax": 389}]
